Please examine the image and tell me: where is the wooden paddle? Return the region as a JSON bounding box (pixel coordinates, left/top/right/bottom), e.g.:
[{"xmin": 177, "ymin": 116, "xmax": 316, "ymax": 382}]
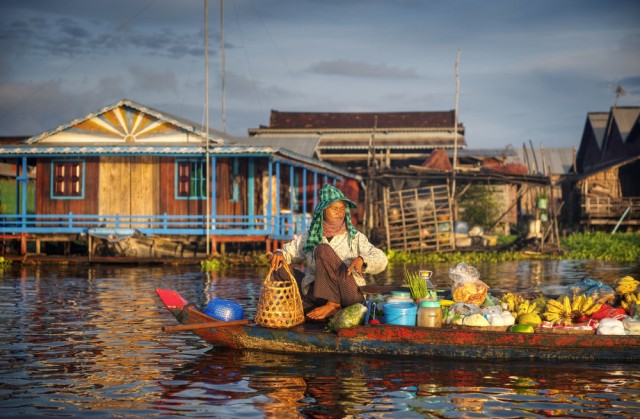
[{"xmin": 162, "ymin": 319, "xmax": 249, "ymax": 332}]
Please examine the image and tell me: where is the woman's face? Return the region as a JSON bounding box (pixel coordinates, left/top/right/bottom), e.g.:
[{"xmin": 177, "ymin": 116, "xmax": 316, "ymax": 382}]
[{"xmin": 324, "ymin": 200, "xmax": 347, "ymax": 222}]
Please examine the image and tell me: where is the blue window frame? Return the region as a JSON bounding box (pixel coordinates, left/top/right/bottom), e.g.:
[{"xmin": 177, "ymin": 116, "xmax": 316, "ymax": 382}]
[
  {"xmin": 176, "ymin": 159, "xmax": 206, "ymax": 199},
  {"xmin": 51, "ymin": 160, "xmax": 84, "ymax": 199}
]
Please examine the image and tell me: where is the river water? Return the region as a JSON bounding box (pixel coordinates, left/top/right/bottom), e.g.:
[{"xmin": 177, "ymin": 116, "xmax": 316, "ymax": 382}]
[{"xmin": 1, "ymin": 260, "xmax": 639, "ymax": 418}]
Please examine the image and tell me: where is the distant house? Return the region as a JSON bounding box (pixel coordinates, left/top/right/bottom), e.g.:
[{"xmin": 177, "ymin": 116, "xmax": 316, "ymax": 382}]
[
  {"xmin": 248, "ymin": 110, "xmax": 557, "ymax": 251},
  {"xmin": 567, "ymin": 107, "xmax": 640, "ymax": 230},
  {"xmin": 248, "ymin": 110, "xmax": 466, "ymax": 173},
  {"xmin": 0, "ymin": 99, "xmax": 357, "ymax": 257}
]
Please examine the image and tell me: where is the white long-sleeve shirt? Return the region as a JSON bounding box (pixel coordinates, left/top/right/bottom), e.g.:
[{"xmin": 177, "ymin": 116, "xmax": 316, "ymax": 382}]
[{"xmin": 277, "ymin": 231, "xmax": 388, "ymax": 295}]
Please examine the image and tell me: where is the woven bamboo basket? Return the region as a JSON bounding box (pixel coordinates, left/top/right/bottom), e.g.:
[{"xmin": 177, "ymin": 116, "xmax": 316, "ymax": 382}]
[
  {"xmin": 454, "ymin": 325, "xmax": 509, "ymax": 332},
  {"xmin": 538, "ymin": 327, "xmax": 595, "ymax": 335},
  {"xmin": 254, "ymin": 264, "xmax": 305, "ymax": 329}
]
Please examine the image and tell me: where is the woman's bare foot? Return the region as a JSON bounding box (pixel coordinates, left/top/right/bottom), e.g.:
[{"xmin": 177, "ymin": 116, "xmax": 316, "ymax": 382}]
[{"xmin": 306, "ymin": 301, "xmax": 340, "ymax": 320}]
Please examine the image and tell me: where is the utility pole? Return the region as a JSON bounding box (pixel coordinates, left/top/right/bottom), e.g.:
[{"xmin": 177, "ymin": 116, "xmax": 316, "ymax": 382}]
[{"xmin": 451, "ymin": 48, "xmax": 462, "ymax": 242}]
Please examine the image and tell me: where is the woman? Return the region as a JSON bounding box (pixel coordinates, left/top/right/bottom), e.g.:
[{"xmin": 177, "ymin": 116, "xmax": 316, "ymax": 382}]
[{"xmin": 269, "ymin": 184, "xmax": 388, "ymax": 321}]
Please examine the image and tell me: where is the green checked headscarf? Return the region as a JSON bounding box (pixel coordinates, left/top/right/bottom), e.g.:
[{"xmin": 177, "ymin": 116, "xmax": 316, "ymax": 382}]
[{"xmin": 303, "ymin": 184, "xmax": 359, "ymax": 253}]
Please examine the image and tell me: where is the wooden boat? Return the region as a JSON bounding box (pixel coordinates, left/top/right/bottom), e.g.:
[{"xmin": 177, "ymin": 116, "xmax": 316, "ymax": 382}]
[{"xmin": 156, "ymin": 288, "xmax": 640, "ymax": 362}]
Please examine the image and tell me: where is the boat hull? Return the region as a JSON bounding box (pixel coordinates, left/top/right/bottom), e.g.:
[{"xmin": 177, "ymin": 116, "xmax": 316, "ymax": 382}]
[{"xmin": 156, "ymin": 288, "xmax": 640, "ymax": 362}]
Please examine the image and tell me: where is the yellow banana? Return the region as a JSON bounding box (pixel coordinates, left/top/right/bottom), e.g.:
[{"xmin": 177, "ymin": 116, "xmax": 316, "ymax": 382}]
[
  {"xmin": 580, "ymin": 296, "xmax": 593, "ymax": 313},
  {"xmin": 543, "ymin": 312, "xmax": 561, "ymax": 321},
  {"xmin": 563, "ymin": 295, "xmax": 572, "ymax": 314},
  {"xmin": 614, "ymin": 276, "xmax": 639, "ymax": 295},
  {"xmin": 571, "ymin": 295, "xmax": 580, "ymax": 312},
  {"xmin": 546, "ymin": 305, "xmax": 563, "ymax": 314},
  {"xmin": 528, "ymin": 301, "xmax": 537, "ymax": 314},
  {"xmin": 584, "ymin": 302, "xmax": 602, "ymax": 316},
  {"xmin": 546, "ymin": 299, "xmax": 565, "ymax": 311}
]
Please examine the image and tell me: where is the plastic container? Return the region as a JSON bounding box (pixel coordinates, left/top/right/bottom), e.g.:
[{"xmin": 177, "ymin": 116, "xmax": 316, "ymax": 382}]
[
  {"xmin": 454, "ymin": 221, "xmax": 469, "ymax": 234},
  {"xmin": 203, "ymin": 298, "xmax": 244, "ymax": 321},
  {"xmin": 417, "ymin": 300, "xmax": 442, "ymax": 328},
  {"xmin": 386, "ymin": 290, "xmax": 413, "ymax": 304},
  {"xmin": 384, "ymin": 302, "xmax": 417, "ymax": 326}
]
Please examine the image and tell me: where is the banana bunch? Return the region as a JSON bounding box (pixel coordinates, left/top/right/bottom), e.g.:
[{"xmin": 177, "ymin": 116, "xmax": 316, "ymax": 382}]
[
  {"xmin": 621, "ymin": 292, "xmax": 640, "ymax": 312},
  {"xmin": 542, "ymin": 295, "xmax": 602, "ymax": 325},
  {"xmin": 515, "ymin": 299, "xmax": 538, "ymax": 317},
  {"xmin": 531, "ymin": 295, "xmax": 547, "ymax": 313},
  {"xmin": 614, "ymin": 276, "xmax": 639, "ymax": 296},
  {"xmin": 500, "ymin": 292, "xmax": 525, "ymax": 317}
]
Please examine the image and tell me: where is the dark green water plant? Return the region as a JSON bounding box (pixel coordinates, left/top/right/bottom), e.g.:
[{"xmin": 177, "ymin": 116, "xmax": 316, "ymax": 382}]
[
  {"xmin": 387, "ymin": 232, "xmax": 639, "ymax": 264},
  {"xmin": 561, "ymin": 232, "xmax": 640, "ymax": 263}
]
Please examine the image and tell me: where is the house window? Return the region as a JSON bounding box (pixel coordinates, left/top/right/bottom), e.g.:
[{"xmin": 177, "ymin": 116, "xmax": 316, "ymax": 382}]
[
  {"xmin": 176, "ymin": 160, "xmax": 206, "ymax": 199},
  {"xmin": 52, "ymin": 160, "xmax": 84, "ymax": 198}
]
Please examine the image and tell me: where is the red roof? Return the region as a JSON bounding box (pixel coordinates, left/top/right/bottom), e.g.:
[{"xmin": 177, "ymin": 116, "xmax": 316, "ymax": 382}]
[{"xmin": 267, "ymin": 110, "xmax": 458, "ymax": 130}]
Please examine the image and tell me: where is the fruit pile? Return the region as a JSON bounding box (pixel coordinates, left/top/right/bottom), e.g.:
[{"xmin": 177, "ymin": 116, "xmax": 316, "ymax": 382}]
[
  {"xmin": 615, "ymin": 276, "xmax": 640, "ymax": 315},
  {"xmin": 542, "ymin": 295, "xmax": 602, "ymax": 326},
  {"xmin": 498, "ymin": 275, "xmax": 639, "ymax": 328},
  {"xmin": 500, "ymin": 292, "xmax": 543, "ymax": 326},
  {"xmin": 452, "ymin": 275, "xmax": 638, "ymax": 333}
]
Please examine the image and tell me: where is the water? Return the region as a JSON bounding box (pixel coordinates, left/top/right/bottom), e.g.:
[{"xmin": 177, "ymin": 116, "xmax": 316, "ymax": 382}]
[{"xmin": 1, "ymin": 261, "xmax": 639, "ymax": 418}]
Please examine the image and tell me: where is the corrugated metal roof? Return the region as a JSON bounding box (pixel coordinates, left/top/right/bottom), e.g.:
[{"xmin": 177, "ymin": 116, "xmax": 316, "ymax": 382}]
[
  {"xmin": 0, "ymin": 143, "xmax": 357, "ymax": 179},
  {"xmin": 514, "ymin": 146, "xmax": 575, "ymax": 175},
  {"xmin": 230, "ymin": 135, "xmax": 320, "ymax": 158},
  {"xmin": 0, "ymin": 144, "xmax": 269, "ymax": 156},
  {"xmin": 612, "ymin": 107, "xmax": 640, "ymax": 142},
  {"xmin": 588, "ymin": 113, "xmax": 608, "ymax": 149}
]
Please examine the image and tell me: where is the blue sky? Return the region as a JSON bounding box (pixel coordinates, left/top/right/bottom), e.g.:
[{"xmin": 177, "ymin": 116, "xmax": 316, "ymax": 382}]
[{"xmin": 0, "ymin": 0, "xmax": 638, "ymax": 149}]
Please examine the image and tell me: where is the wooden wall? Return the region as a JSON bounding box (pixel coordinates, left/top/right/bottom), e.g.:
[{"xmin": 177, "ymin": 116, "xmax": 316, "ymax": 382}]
[
  {"xmin": 36, "ymin": 157, "xmax": 99, "ymax": 215},
  {"xmin": 98, "ymin": 156, "xmax": 159, "ymax": 223},
  {"xmin": 158, "ymin": 157, "xmax": 204, "ymax": 216}
]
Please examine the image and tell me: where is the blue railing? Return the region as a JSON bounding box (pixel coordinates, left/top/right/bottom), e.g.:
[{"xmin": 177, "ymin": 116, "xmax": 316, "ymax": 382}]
[{"xmin": 0, "ymin": 212, "xmax": 311, "ymax": 240}]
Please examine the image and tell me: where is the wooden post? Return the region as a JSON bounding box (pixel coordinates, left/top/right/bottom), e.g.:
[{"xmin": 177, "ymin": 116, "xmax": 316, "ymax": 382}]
[{"xmin": 383, "ymin": 187, "xmax": 391, "ymax": 251}]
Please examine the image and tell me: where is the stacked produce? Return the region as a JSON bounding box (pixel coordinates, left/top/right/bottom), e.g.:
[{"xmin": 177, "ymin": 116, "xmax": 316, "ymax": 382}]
[
  {"xmin": 615, "ymin": 276, "xmax": 640, "ymax": 315},
  {"xmin": 614, "ymin": 276, "xmax": 639, "ymax": 295},
  {"xmin": 500, "ymin": 292, "xmax": 544, "ymax": 326},
  {"xmin": 355, "ymin": 263, "xmax": 640, "ymax": 336},
  {"xmin": 541, "ymin": 295, "xmax": 602, "ymax": 326},
  {"xmin": 621, "ymin": 292, "xmax": 640, "ymax": 313}
]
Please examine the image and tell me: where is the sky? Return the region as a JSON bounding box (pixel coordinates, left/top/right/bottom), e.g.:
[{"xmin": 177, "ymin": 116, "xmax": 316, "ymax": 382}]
[{"xmin": 0, "ymin": 0, "xmax": 639, "ymax": 150}]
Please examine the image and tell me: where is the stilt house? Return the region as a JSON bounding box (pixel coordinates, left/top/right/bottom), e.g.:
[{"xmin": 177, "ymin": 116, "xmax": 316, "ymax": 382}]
[
  {"xmin": 0, "ymin": 99, "xmax": 357, "ymax": 258},
  {"xmin": 567, "ymin": 107, "xmax": 640, "ymax": 230}
]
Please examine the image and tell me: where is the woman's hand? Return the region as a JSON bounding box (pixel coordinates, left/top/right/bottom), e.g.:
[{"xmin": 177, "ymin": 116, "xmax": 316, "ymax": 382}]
[
  {"xmin": 348, "ymin": 256, "xmax": 364, "ymax": 276},
  {"xmin": 268, "ymin": 251, "xmax": 285, "ymax": 269}
]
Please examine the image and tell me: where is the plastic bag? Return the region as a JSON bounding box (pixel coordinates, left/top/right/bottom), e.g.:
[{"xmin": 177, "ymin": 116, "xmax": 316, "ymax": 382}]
[
  {"xmin": 564, "ymin": 278, "xmax": 596, "ymax": 298},
  {"xmin": 590, "ymin": 304, "xmax": 626, "ymax": 321},
  {"xmin": 444, "ymin": 302, "xmax": 481, "ymax": 325},
  {"xmin": 449, "ymin": 262, "xmax": 488, "ymax": 305},
  {"xmin": 597, "ymin": 318, "xmax": 626, "ymax": 335},
  {"xmin": 564, "ymin": 278, "xmax": 615, "ymax": 305},
  {"xmin": 585, "ymin": 283, "xmax": 615, "ymax": 305},
  {"xmin": 327, "ymin": 303, "xmax": 367, "ymax": 332}
]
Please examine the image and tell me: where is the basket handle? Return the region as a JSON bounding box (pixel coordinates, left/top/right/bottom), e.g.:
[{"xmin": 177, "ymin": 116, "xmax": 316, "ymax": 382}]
[{"xmin": 264, "ymin": 262, "xmax": 298, "ymax": 286}]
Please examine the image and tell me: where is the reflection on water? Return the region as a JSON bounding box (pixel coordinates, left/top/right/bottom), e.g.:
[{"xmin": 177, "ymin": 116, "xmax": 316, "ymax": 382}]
[{"xmin": 0, "ymin": 262, "xmax": 639, "ymax": 417}]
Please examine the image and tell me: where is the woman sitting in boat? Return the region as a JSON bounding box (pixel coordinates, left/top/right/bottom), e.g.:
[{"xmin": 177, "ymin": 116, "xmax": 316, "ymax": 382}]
[{"xmin": 268, "ymin": 184, "xmax": 388, "ymax": 321}]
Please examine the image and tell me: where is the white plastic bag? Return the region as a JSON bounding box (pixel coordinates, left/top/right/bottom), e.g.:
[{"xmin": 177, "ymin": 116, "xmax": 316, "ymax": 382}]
[{"xmin": 449, "ymin": 262, "xmax": 488, "ymax": 305}]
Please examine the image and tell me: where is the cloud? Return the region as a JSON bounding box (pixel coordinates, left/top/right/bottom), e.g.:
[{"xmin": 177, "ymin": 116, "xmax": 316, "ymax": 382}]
[
  {"xmin": 128, "ymin": 66, "xmax": 177, "ymax": 94},
  {"xmin": 0, "ymin": 79, "xmax": 116, "ymax": 135},
  {"xmin": 1, "ymin": 13, "xmax": 206, "ymax": 60},
  {"xmin": 306, "ymin": 59, "xmax": 419, "ymax": 79}
]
